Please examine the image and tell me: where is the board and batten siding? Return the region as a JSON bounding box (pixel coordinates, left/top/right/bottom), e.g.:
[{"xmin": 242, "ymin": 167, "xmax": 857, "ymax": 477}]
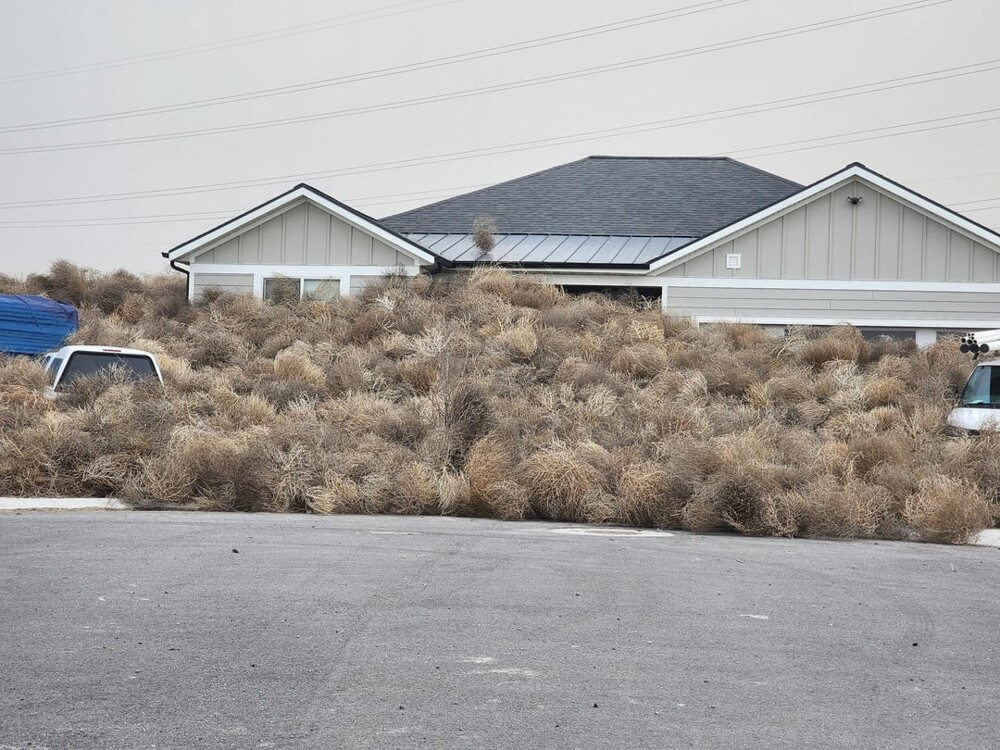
[
  {"xmin": 191, "ymin": 273, "xmax": 254, "ymax": 297},
  {"xmin": 192, "ymin": 201, "xmax": 419, "ymax": 268},
  {"xmin": 660, "ymin": 180, "xmax": 1000, "ymax": 282}
]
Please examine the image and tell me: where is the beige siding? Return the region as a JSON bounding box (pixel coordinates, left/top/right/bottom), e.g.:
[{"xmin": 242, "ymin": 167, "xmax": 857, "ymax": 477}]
[
  {"xmin": 349, "ymin": 275, "xmax": 387, "ymax": 295},
  {"xmin": 350, "ymin": 228, "xmax": 373, "ymax": 264},
  {"xmin": 661, "ymin": 180, "xmax": 1000, "ymax": 282},
  {"xmin": 665, "ymin": 286, "xmax": 1000, "ymax": 323},
  {"xmin": 192, "ymin": 273, "xmax": 254, "ymax": 297},
  {"xmin": 192, "ymin": 199, "xmax": 420, "ymax": 267}
]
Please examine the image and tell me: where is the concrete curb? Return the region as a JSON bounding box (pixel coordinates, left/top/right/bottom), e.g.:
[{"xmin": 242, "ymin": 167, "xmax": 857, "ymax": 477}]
[
  {"xmin": 970, "ymin": 529, "xmax": 1000, "ymax": 548},
  {"xmin": 0, "ymin": 497, "xmax": 128, "ymax": 511}
]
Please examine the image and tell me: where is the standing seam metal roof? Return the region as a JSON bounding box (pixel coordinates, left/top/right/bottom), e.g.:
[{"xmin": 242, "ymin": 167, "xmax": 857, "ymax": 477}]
[{"xmin": 408, "ymin": 233, "xmax": 696, "ymax": 265}]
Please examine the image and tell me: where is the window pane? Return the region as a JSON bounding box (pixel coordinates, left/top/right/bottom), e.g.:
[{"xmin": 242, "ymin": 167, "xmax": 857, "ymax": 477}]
[
  {"xmin": 303, "ymin": 278, "xmax": 340, "ymax": 301},
  {"xmin": 960, "ymin": 366, "xmax": 1000, "ymax": 407},
  {"xmin": 263, "ymin": 277, "xmax": 301, "ymax": 303},
  {"xmin": 860, "ymin": 328, "xmax": 915, "ymax": 342},
  {"xmin": 61, "ymin": 353, "xmax": 157, "ymax": 386}
]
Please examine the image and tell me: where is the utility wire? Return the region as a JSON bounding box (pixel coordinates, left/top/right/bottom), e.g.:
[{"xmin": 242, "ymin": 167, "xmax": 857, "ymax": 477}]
[
  {"xmin": 0, "ymin": 216, "xmax": 234, "ymax": 229},
  {"xmin": 3, "ymin": 33, "xmax": 990, "ymax": 159},
  {"xmin": 0, "ymin": 0, "xmax": 941, "ymax": 139},
  {"xmin": 727, "ymin": 108, "xmax": 1000, "ymax": 159},
  {"xmin": 0, "ymin": 184, "xmax": 490, "ymax": 227},
  {"xmin": 6, "ymin": 169, "xmax": 996, "ymax": 228},
  {"xmin": 5, "ymin": 175, "xmax": 997, "ymax": 229},
  {"xmin": 0, "ymin": 0, "xmax": 462, "ymax": 86},
  {"xmin": 949, "ymin": 194, "xmax": 1000, "ymax": 206},
  {"xmin": 6, "ymin": 175, "xmax": 998, "ymax": 229},
  {"xmin": 917, "ymin": 169, "xmax": 1000, "ymax": 185},
  {"xmin": 0, "ymin": 0, "xmax": 746, "ymax": 134},
  {"xmin": 0, "ymin": 54, "xmax": 992, "ymax": 211}
]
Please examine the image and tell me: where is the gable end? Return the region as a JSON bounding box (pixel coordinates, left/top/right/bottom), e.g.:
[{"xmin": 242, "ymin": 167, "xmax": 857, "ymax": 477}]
[
  {"xmin": 649, "ymin": 166, "xmax": 1000, "ymax": 282},
  {"xmin": 165, "ymin": 184, "xmax": 437, "ymax": 267}
]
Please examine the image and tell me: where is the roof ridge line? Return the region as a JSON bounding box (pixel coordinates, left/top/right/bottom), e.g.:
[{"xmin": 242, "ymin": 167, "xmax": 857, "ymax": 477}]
[
  {"xmin": 722, "ymin": 157, "xmax": 804, "ymax": 189},
  {"xmin": 381, "ymin": 156, "xmax": 594, "ymax": 223},
  {"xmin": 587, "ymin": 155, "xmax": 730, "ymax": 161}
]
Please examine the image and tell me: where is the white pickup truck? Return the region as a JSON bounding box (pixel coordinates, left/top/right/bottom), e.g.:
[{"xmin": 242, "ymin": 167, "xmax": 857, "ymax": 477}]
[
  {"xmin": 40, "ymin": 345, "xmax": 163, "ymax": 395},
  {"xmin": 948, "ymin": 359, "xmax": 1000, "ymax": 433},
  {"xmin": 948, "ymin": 328, "xmax": 1000, "ymax": 432}
]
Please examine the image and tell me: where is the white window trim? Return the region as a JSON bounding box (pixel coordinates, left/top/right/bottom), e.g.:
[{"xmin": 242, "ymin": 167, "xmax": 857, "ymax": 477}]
[
  {"xmin": 687, "ymin": 315, "xmax": 996, "ymax": 330},
  {"xmin": 661, "ymin": 277, "xmax": 1000, "ymax": 293},
  {"xmin": 193, "ymin": 263, "xmax": 419, "ymax": 276},
  {"xmin": 191, "ymin": 263, "xmax": 419, "ymax": 298},
  {"xmin": 660, "ymin": 278, "xmax": 1000, "ymax": 329},
  {"xmin": 260, "ymin": 274, "xmax": 336, "ymax": 301}
]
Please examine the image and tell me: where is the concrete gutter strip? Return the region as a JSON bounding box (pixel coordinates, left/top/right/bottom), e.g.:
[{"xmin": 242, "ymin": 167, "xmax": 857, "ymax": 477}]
[
  {"xmin": 970, "ymin": 529, "xmax": 1000, "ymax": 548},
  {"xmin": 0, "ymin": 497, "xmax": 996, "ymax": 546},
  {"xmin": 0, "ymin": 497, "xmax": 128, "ymax": 511}
]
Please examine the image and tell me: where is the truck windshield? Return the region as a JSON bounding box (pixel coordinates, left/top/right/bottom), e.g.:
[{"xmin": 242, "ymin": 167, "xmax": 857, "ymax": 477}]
[
  {"xmin": 60, "ymin": 352, "xmax": 157, "ymax": 386},
  {"xmin": 959, "ymin": 365, "xmax": 1000, "ymax": 408}
]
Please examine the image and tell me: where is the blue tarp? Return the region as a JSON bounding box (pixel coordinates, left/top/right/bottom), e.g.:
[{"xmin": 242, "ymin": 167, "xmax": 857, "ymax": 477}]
[{"xmin": 0, "ymin": 294, "xmax": 79, "ymax": 356}]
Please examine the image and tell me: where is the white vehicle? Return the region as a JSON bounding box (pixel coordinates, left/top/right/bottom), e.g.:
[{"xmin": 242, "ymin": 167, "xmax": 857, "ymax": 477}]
[
  {"xmin": 949, "ymin": 330, "xmax": 1000, "ymax": 432},
  {"xmin": 40, "ymin": 345, "xmax": 163, "ymax": 395}
]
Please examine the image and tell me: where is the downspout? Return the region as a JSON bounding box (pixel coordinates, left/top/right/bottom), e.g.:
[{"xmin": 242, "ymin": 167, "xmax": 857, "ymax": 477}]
[
  {"xmin": 425, "ymin": 255, "xmax": 455, "ymax": 275},
  {"xmin": 425, "ymin": 259, "xmax": 449, "ymax": 275},
  {"xmin": 168, "ymin": 259, "xmax": 191, "ymax": 301}
]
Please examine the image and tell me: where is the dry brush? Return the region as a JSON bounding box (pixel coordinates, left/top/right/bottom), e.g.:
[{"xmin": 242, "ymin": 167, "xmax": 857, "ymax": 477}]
[{"xmin": 0, "ymin": 262, "xmax": 994, "ymax": 543}]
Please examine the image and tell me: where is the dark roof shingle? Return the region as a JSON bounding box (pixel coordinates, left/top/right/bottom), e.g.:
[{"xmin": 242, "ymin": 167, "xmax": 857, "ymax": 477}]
[{"xmin": 382, "ymin": 156, "xmax": 803, "ymax": 237}]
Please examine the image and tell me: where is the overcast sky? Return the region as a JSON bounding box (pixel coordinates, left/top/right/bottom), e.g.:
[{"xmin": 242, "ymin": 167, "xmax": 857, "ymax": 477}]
[{"xmin": 0, "ymin": 0, "xmax": 997, "ymax": 276}]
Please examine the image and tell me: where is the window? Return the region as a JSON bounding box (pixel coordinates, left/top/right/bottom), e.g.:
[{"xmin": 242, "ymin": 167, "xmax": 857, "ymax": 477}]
[
  {"xmin": 859, "ymin": 328, "xmax": 916, "ymax": 342},
  {"xmin": 303, "ymin": 278, "xmax": 341, "ymax": 301},
  {"xmin": 263, "ymin": 277, "xmax": 301, "ymax": 303},
  {"xmin": 561, "ymin": 285, "xmax": 662, "ymax": 304},
  {"xmin": 60, "ymin": 352, "xmax": 157, "ymax": 387},
  {"xmin": 263, "ymin": 277, "xmax": 341, "ymax": 302},
  {"xmin": 960, "ymin": 366, "xmax": 1000, "ymax": 408},
  {"xmin": 47, "ymin": 357, "xmax": 63, "ymax": 385}
]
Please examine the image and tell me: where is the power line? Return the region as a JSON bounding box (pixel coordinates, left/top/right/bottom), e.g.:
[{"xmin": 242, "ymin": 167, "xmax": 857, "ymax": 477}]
[
  {"xmin": 4, "ymin": 167, "xmax": 995, "ymax": 229},
  {"xmin": 0, "ymin": 0, "xmax": 747, "ymax": 135},
  {"xmin": 0, "ymin": 184, "xmax": 490, "ymax": 227},
  {"xmin": 917, "ymin": 169, "xmax": 1000, "ymax": 185},
  {"xmin": 3, "ymin": 33, "xmax": 990, "ymax": 160},
  {"xmin": 0, "ymin": 0, "xmax": 462, "ymax": 86},
  {"xmin": 949, "ymin": 194, "xmax": 1000, "ymax": 207},
  {"xmin": 0, "ymin": 0, "xmax": 943, "ymax": 143},
  {"xmin": 0, "ymin": 208, "xmax": 238, "ymax": 224},
  {"xmin": 0, "ymin": 54, "xmax": 991, "ymax": 211},
  {"xmin": 727, "ymin": 108, "xmax": 1000, "ymax": 159},
  {"xmin": 0, "ymin": 216, "xmax": 234, "ymax": 229},
  {"xmin": 5, "ymin": 163, "xmax": 995, "ymax": 229}
]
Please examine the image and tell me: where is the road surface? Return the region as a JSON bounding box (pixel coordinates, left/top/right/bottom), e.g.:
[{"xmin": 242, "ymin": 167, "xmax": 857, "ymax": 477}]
[{"xmin": 1, "ymin": 512, "xmax": 997, "ymax": 748}]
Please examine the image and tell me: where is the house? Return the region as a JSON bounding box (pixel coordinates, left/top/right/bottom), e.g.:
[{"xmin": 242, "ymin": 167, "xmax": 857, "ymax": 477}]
[
  {"xmin": 645, "ymin": 163, "xmax": 1000, "ymax": 345},
  {"xmin": 383, "ymin": 156, "xmax": 802, "ymax": 270},
  {"xmin": 163, "ymin": 185, "xmax": 439, "ymax": 301},
  {"xmin": 164, "ymin": 156, "xmax": 1000, "ymax": 343}
]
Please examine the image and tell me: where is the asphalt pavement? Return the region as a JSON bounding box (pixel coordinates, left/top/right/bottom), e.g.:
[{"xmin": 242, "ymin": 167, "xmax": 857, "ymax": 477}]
[{"xmin": 1, "ymin": 512, "xmax": 998, "ymax": 749}]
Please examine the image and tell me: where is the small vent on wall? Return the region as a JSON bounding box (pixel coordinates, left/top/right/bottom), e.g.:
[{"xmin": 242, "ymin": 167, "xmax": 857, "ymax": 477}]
[{"xmin": 725, "ymin": 253, "xmax": 742, "ymax": 270}]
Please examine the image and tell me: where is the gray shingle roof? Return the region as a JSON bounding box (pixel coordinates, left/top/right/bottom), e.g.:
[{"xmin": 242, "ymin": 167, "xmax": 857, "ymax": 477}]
[{"xmin": 382, "ymin": 156, "xmax": 803, "ymax": 237}]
